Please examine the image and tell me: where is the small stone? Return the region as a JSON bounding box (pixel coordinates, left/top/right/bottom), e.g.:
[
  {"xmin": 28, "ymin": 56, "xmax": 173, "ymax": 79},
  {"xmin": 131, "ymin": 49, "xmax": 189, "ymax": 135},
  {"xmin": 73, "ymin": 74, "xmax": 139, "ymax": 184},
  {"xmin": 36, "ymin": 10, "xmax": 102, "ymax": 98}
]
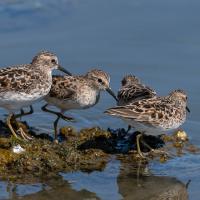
[
  {"xmin": 26, "ymin": 165, "xmax": 33, "ymax": 171},
  {"xmin": 12, "ymin": 145, "xmax": 25, "ymax": 154}
]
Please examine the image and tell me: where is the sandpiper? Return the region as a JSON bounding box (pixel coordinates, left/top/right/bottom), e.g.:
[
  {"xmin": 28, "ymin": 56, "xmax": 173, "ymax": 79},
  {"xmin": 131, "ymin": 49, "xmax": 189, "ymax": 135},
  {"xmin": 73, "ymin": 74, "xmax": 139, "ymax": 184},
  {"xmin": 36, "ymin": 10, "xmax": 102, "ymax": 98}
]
[
  {"xmin": 117, "ymin": 74, "xmax": 156, "ymax": 106},
  {"xmin": 105, "ymin": 89, "xmax": 190, "ymax": 157},
  {"xmin": 0, "ymin": 51, "xmax": 71, "ymax": 140},
  {"xmin": 42, "ymin": 69, "xmax": 118, "ymax": 141},
  {"xmin": 117, "ymin": 74, "xmax": 157, "ymax": 132}
]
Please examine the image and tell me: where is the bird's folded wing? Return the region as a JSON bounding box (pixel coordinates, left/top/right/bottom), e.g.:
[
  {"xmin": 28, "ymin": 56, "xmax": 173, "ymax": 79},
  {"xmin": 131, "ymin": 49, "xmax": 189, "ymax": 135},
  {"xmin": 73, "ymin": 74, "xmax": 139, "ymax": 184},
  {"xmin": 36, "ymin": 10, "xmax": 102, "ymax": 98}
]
[
  {"xmin": 118, "ymin": 85, "xmax": 156, "ymax": 102},
  {"xmin": 49, "ymin": 77, "xmax": 76, "ymax": 100},
  {"xmin": 105, "ymin": 102, "xmax": 169, "ymax": 126},
  {"xmin": 0, "ymin": 65, "xmax": 36, "ymax": 93}
]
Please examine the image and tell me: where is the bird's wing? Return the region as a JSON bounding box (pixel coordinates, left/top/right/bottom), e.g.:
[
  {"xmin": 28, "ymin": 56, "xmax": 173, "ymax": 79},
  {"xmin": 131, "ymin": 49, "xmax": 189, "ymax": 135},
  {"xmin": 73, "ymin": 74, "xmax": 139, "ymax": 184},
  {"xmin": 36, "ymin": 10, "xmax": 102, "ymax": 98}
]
[
  {"xmin": 105, "ymin": 98, "xmax": 171, "ymax": 127},
  {"xmin": 49, "ymin": 76, "xmax": 76, "ymax": 100},
  {"xmin": 118, "ymin": 85, "xmax": 156, "ymax": 103},
  {"xmin": 0, "ymin": 64, "xmax": 37, "ymax": 93}
]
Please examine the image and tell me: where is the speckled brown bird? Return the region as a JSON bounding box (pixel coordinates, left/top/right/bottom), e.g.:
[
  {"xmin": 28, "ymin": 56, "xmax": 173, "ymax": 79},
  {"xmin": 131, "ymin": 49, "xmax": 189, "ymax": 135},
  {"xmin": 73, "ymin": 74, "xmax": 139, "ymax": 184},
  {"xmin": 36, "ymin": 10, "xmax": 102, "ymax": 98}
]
[
  {"xmin": 117, "ymin": 74, "xmax": 157, "ymax": 132},
  {"xmin": 105, "ymin": 89, "xmax": 190, "ymax": 157},
  {"xmin": 42, "ymin": 69, "xmax": 118, "ymax": 142},
  {"xmin": 0, "ymin": 51, "xmax": 71, "ymax": 141},
  {"xmin": 117, "ymin": 74, "xmax": 156, "ymax": 106}
]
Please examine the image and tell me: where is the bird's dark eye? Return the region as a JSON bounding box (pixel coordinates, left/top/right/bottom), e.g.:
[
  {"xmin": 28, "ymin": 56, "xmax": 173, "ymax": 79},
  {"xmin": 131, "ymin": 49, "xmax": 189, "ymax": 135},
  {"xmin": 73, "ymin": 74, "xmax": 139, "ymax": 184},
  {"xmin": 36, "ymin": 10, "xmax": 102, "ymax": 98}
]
[
  {"xmin": 51, "ymin": 59, "xmax": 56, "ymax": 63},
  {"xmin": 98, "ymin": 79, "xmax": 103, "ymax": 83}
]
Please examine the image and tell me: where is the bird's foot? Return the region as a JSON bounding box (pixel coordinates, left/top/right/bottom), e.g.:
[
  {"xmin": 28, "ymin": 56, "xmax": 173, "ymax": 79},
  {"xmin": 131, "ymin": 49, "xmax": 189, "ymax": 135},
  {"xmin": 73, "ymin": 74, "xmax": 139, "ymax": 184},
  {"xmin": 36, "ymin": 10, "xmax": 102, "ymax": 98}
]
[{"xmin": 17, "ymin": 127, "xmax": 33, "ymax": 141}]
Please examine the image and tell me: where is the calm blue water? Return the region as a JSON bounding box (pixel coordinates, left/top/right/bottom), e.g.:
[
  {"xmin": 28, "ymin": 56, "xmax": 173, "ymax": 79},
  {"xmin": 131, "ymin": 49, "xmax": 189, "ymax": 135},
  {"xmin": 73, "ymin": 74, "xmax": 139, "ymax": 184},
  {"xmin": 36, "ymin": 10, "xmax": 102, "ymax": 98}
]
[{"xmin": 0, "ymin": 0, "xmax": 200, "ymax": 199}]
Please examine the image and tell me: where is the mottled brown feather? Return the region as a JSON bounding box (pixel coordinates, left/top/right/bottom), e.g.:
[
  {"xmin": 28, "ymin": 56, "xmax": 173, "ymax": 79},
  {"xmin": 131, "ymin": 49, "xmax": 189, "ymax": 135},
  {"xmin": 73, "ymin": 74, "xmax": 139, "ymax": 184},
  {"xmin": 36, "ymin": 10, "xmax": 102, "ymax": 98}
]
[
  {"xmin": 105, "ymin": 97, "xmax": 182, "ymax": 127},
  {"xmin": 0, "ymin": 65, "xmax": 48, "ymax": 93},
  {"xmin": 48, "ymin": 75, "xmax": 78, "ymax": 100},
  {"xmin": 117, "ymin": 75, "xmax": 156, "ymax": 105}
]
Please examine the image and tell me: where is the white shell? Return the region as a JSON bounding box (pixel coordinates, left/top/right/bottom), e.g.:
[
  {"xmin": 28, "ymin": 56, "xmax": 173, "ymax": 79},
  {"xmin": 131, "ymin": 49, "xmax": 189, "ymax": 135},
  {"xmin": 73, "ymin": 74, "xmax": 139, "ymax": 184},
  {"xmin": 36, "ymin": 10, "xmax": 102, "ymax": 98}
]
[{"xmin": 12, "ymin": 145, "xmax": 25, "ymax": 154}]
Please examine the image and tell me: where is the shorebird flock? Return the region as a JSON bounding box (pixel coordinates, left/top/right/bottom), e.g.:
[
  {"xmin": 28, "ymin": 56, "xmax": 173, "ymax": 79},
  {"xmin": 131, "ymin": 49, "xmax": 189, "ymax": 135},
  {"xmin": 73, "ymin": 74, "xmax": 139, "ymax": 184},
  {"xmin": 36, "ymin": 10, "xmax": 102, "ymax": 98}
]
[{"xmin": 0, "ymin": 50, "xmax": 190, "ymax": 157}]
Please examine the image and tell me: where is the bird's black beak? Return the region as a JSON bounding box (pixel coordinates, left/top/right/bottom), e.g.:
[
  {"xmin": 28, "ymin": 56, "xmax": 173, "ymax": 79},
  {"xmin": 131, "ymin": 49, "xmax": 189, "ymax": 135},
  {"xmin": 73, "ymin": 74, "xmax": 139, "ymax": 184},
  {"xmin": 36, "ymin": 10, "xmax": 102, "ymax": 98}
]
[
  {"xmin": 106, "ymin": 88, "xmax": 118, "ymax": 102},
  {"xmin": 58, "ymin": 65, "xmax": 72, "ymax": 76},
  {"xmin": 186, "ymin": 106, "xmax": 190, "ymax": 113}
]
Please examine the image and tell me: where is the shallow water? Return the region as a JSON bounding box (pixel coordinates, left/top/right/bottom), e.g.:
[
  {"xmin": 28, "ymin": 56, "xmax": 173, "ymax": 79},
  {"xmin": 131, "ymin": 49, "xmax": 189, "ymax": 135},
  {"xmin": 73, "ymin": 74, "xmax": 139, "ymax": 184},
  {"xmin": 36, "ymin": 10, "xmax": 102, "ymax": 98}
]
[{"xmin": 0, "ymin": 0, "xmax": 200, "ymax": 199}]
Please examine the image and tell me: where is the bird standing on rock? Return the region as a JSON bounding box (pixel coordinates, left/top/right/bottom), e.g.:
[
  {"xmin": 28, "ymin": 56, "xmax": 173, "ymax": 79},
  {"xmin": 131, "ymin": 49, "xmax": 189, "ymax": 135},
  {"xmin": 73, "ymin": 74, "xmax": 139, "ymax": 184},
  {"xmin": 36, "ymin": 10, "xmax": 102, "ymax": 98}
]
[
  {"xmin": 42, "ymin": 69, "xmax": 118, "ymax": 142},
  {"xmin": 105, "ymin": 89, "xmax": 190, "ymax": 157},
  {"xmin": 0, "ymin": 51, "xmax": 71, "ymax": 140}
]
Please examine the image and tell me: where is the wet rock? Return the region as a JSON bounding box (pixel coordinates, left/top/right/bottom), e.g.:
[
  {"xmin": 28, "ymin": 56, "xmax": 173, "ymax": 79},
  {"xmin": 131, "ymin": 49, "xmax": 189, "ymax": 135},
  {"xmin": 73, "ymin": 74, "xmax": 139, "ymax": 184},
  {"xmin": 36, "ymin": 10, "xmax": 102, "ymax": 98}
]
[
  {"xmin": 78, "ymin": 127, "xmax": 115, "ymax": 153},
  {"xmin": 60, "ymin": 126, "xmax": 77, "ymax": 140},
  {"xmin": 0, "ymin": 120, "xmax": 196, "ymax": 180},
  {"xmin": 0, "ymin": 127, "xmax": 110, "ymax": 179},
  {"xmin": 0, "ymin": 137, "xmax": 11, "ymax": 148}
]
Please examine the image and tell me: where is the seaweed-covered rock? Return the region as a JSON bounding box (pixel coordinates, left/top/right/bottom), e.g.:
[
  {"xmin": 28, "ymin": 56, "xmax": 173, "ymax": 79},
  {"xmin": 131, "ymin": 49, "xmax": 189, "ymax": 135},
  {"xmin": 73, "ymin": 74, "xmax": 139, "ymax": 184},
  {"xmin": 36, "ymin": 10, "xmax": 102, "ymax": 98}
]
[
  {"xmin": 0, "ymin": 119, "xmax": 197, "ymax": 180},
  {"xmin": 0, "ymin": 126, "xmax": 111, "ymax": 179}
]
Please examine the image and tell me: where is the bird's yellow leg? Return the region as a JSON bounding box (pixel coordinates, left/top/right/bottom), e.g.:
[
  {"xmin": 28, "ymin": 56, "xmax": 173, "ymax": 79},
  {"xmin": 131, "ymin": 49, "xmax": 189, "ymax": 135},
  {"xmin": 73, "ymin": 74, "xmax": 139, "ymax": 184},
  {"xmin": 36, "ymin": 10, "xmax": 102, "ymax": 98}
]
[
  {"xmin": 6, "ymin": 114, "xmax": 22, "ymax": 140},
  {"xmin": 17, "ymin": 127, "xmax": 33, "ymax": 141},
  {"xmin": 136, "ymin": 134, "xmax": 146, "ymax": 158},
  {"xmin": 140, "ymin": 139, "xmax": 153, "ymax": 151},
  {"xmin": 53, "ymin": 115, "xmax": 61, "ymax": 143}
]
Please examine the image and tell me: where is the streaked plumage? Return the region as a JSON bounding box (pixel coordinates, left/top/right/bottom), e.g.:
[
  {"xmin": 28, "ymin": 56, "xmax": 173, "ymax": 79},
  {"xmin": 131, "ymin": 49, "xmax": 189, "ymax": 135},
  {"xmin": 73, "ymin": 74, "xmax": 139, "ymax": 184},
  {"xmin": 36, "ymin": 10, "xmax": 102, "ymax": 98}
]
[
  {"xmin": 117, "ymin": 75, "xmax": 156, "ymax": 106},
  {"xmin": 106, "ymin": 89, "xmax": 188, "ymax": 136},
  {"xmin": 0, "ymin": 51, "xmax": 71, "ymax": 140},
  {"xmin": 43, "ymin": 69, "xmax": 118, "ymax": 141},
  {"xmin": 105, "ymin": 89, "xmax": 189, "ymax": 157}
]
